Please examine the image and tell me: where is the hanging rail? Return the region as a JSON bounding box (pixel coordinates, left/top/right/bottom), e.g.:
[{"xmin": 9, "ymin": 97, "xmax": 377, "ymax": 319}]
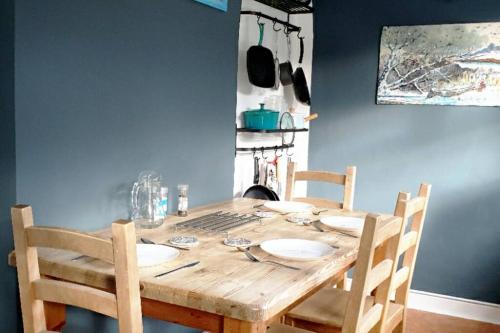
[
  {"xmin": 240, "ymin": 11, "xmax": 301, "ymax": 33},
  {"xmin": 235, "ymin": 144, "xmax": 294, "ymax": 153}
]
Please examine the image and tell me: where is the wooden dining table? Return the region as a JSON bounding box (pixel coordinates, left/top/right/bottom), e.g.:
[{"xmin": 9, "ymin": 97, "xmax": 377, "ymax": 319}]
[{"xmin": 8, "ymin": 198, "xmax": 367, "ymax": 333}]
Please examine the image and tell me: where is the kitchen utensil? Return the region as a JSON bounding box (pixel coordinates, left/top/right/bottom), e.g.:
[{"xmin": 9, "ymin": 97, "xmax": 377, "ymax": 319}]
[
  {"xmin": 242, "ymin": 248, "xmax": 300, "ymax": 270},
  {"xmin": 303, "ymin": 220, "xmax": 325, "ymax": 232},
  {"xmin": 260, "ymin": 239, "xmax": 336, "ymax": 261},
  {"xmin": 243, "ymin": 151, "xmax": 280, "ymax": 201},
  {"xmin": 154, "ymin": 261, "xmax": 200, "ymax": 278},
  {"xmin": 247, "ymin": 22, "xmax": 275, "ymax": 88},
  {"xmin": 305, "ymin": 220, "xmax": 359, "ymax": 238},
  {"xmin": 319, "ymin": 216, "xmax": 364, "ymax": 234},
  {"xmin": 280, "ymin": 111, "xmax": 295, "ymax": 146},
  {"xmin": 279, "ymin": 33, "xmax": 294, "ymax": 86},
  {"xmin": 243, "ymin": 103, "xmax": 279, "ymax": 130},
  {"xmin": 292, "ymin": 37, "xmax": 311, "ymax": 105},
  {"xmin": 304, "ymin": 113, "xmax": 318, "ymax": 122},
  {"xmin": 263, "ymin": 201, "xmax": 314, "ymax": 213},
  {"xmin": 174, "ymin": 212, "xmax": 262, "ymax": 234},
  {"xmin": 140, "ymin": 238, "xmax": 190, "ymax": 251},
  {"xmin": 136, "ymin": 244, "xmax": 179, "ymax": 268},
  {"xmin": 131, "ymin": 170, "xmax": 164, "ymax": 229}
]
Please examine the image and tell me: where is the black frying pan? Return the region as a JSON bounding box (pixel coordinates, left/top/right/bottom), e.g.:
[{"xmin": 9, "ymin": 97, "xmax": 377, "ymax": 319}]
[
  {"xmin": 292, "ymin": 37, "xmax": 311, "ymax": 105},
  {"xmin": 247, "ymin": 23, "xmax": 275, "ymax": 88},
  {"xmin": 279, "ymin": 34, "xmax": 293, "ymax": 86},
  {"xmin": 243, "ymin": 155, "xmax": 279, "ymax": 201}
]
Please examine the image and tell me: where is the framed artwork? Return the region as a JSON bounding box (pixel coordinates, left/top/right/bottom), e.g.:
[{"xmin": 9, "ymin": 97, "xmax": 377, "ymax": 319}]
[
  {"xmin": 377, "ymin": 22, "xmax": 500, "ymax": 106},
  {"xmin": 194, "ymin": 0, "xmax": 227, "ymax": 12}
]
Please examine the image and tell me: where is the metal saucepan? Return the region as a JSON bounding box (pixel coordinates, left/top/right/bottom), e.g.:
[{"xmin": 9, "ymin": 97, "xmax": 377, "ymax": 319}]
[{"xmin": 279, "ymin": 33, "xmax": 294, "ymax": 86}]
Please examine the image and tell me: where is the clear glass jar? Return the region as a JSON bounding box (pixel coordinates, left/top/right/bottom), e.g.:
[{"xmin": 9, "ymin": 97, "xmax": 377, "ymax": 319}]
[{"xmin": 177, "ymin": 184, "xmax": 189, "ymax": 217}]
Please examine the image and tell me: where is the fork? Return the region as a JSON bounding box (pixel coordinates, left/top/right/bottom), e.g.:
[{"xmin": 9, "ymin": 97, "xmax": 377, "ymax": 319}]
[{"xmin": 242, "ymin": 249, "xmax": 300, "ymax": 270}]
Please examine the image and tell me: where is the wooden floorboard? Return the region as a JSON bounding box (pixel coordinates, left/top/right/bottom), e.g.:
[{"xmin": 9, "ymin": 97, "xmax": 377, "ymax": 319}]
[{"xmin": 407, "ymin": 309, "xmax": 500, "ymax": 333}]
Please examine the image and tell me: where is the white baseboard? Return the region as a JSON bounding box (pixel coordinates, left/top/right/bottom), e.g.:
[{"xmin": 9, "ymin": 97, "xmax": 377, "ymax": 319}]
[
  {"xmin": 341, "ymin": 278, "xmax": 499, "ymax": 325},
  {"xmin": 408, "ymin": 289, "xmax": 500, "ymax": 325}
]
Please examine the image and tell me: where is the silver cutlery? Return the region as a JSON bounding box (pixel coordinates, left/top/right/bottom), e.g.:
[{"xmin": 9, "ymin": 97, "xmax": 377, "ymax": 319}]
[
  {"xmin": 242, "ymin": 249, "xmax": 300, "ymax": 270},
  {"xmin": 154, "ymin": 261, "xmax": 200, "ymax": 278},
  {"xmin": 253, "ymin": 204, "xmax": 265, "ymax": 209},
  {"xmin": 141, "ymin": 238, "xmax": 190, "ymax": 250},
  {"xmin": 304, "ymin": 221, "xmax": 359, "ymax": 238},
  {"xmin": 71, "ymin": 255, "xmax": 87, "ymax": 261}
]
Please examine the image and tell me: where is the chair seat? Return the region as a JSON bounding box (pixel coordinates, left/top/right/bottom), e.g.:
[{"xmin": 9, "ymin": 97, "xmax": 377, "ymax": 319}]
[
  {"xmin": 268, "ymin": 323, "xmax": 313, "ymax": 333},
  {"xmin": 286, "ymin": 287, "xmax": 403, "ymax": 329}
]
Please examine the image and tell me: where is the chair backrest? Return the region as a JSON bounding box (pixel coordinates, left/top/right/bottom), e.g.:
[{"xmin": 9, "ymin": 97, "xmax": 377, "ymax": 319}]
[
  {"xmin": 342, "ymin": 213, "xmax": 403, "ymax": 333},
  {"xmin": 11, "ymin": 205, "xmax": 143, "ymax": 333},
  {"xmin": 285, "ymin": 162, "xmax": 357, "ymax": 210},
  {"xmin": 389, "ymin": 184, "xmax": 431, "ymax": 330}
]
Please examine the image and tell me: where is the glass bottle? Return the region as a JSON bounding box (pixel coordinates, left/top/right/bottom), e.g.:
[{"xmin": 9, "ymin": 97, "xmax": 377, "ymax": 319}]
[{"xmin": 177, "ymin": 184, "xmax": 189, "ymax": 217}]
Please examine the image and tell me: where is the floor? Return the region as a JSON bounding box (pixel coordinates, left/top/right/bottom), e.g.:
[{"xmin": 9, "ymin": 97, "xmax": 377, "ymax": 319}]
[{"xmin": 407, "ymin": 309, "xmax": 500, "ymax": 333}]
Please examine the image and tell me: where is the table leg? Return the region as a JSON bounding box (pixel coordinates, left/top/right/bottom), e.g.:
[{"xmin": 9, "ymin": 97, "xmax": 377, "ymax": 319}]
[
  {"xmin": 44, "ymin": 301, "xmax": 66, "ymax": 332},
  {"xmin": 223, "ymin": 317, "xmax": 267, "ymax": 333}
]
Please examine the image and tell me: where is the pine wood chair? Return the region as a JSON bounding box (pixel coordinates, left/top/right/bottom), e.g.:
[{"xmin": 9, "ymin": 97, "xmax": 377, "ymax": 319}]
[
  {"xmin": 285, "ymin": 213, "xmax": 404, "ymax": 333},
  {"xmin": 284, "ymin": 184, "xmax": 431, "ymax": 333},
  {"xmin": 11, "ymin": 205, "xmax": 143, "ymax": 333},
  {"xmin": 285, "ymin": 162, "xmax": 357, "ymax": 211}
]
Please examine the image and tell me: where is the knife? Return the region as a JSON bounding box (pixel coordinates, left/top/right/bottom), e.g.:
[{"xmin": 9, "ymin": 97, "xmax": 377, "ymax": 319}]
[
  {"xmin": 154, "ymin": 261, "xmax": 200, "ymax": 278},
  {"xmin": 140, "ymin": 237, "xmax": 190, "ymax": 250}
]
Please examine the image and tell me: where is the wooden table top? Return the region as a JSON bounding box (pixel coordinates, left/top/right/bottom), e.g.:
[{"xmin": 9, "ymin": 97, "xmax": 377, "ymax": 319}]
[{"xmin": 9, "ymin": 198, "xmax": 367, "ymax": 322}]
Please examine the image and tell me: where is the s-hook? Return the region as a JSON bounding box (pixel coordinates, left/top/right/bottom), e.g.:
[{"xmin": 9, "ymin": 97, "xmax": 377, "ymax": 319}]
[
  {"xmin": 273, "ymin": 20, "xmax": 281, "ymax": 32},
  {"xmin": 297, "ymin": 27, "xmax": 304, "ymax": 39},
  {"xmin": 275, "ymin": 146, "xmax": 283, "ymax": 158}
]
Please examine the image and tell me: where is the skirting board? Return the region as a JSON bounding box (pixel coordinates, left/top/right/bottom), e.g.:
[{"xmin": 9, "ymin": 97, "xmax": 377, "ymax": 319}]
[
  {"xmin": 341, "ymin": 278, "xmax": 500, "ymax": 324},
  {"xmin": 408, "ymin": 289, "xmax": 500, "ymax": 325}
]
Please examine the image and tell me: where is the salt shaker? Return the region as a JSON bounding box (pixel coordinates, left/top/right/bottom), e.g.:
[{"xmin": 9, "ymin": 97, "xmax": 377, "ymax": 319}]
[{"xmin": 177, "ymin": 184, "xmax": 189, "ymax": 216}]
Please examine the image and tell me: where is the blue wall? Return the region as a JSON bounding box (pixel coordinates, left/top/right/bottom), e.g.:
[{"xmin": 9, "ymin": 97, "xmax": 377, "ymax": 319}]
[
  {"xmin": 311, "ymin": 0, "xmax": 500, "ymax": 303},
  {"xmin": 13, "ymin": 0, "xmax": 241, "ymax": 331},
  {"xmin": 0, "ymin": 0, "xmax": 19, "ymax": 331}
]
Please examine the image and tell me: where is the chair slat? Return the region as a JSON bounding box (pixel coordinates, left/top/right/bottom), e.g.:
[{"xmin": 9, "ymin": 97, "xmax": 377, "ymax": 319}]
[
  {"xmin": 403, "ymin": 197, "xmax": 426, "ymax": 217},
  {"xmin": 295, "ymin": 170, "xmax": 346, "ymax": 185},
  {"xmin": 359, "ymin": 303, "xmax": 383, "ymax": 333},
  {"xmin": 292, "ymin": 197, "xmax": 342, "ymax": 209},
  {"xmin": 398, "ymin": 231, "xmax": 418, "ymax": 256},
  {"xmin": 374, "ymin": 216, "xmax": 402, "ymax": 248},
  {"xmin": 367, "ymin": 259, "xmax": 393, "ymax": 294},
  {"xmin": 26, "ymin": 226, "xmax": 114, "ymax": 263},
  {"xmin": 33, "ymin": 279, "xmax": 118, "ymax": 318},
  {"xmin": 393, "ymin": 267, "xmax": 410, "ymax": 291}
]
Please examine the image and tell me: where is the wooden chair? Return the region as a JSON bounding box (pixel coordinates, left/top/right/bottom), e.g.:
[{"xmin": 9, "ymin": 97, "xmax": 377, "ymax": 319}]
[
  {"xmin": 11, "ymin": 205, "xmax": 143, "ymax": 333},
  {"xmin": 385, "ymin": 183, "xmax": 431, "ymax": 333},
  {"xmin": 284, "ymin": 184, "xmax": 431, "ymax": 333},
  {"xmin": 285, "ymin": 213, "xmax": 404, "ymax": 333},
  {"xmin": 285, "ymin": 162, "xmax": 357, "ymax": 211}
]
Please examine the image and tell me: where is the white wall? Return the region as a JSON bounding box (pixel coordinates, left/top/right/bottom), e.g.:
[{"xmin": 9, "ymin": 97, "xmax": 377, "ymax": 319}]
[{"xmin": 233, "ymin": 0, "xmax": 314, "ymax": 198}]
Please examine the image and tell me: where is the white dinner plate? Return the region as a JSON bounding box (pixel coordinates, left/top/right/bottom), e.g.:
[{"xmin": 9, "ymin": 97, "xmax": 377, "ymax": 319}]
[
  {"xmin": 260, "ymin": 239, "xmax": 336, "ymax": 261},
  {"xmin": 319, "ymin": 216, "xmax": 364, "ymax": 233},
  {"xmin": 263, "ymin": 201, "xmax": 314, "ymax": 214},
  {"xmin": 136, "ymin": 244, "xmax": 179, "ymax": 268}
]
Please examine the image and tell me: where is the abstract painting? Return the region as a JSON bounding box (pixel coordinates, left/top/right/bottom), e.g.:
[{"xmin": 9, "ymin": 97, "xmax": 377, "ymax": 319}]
[
  {"xmin": 194, "ymin": 0, "xmax": 227, "ymax": 11},
  {"xmin": 377, "ymin": 22, "xmax": 500, "ymax": 106}
]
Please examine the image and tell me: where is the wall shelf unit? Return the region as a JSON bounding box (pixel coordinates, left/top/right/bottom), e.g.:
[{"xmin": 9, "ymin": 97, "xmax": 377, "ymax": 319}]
[
  {"xmin": 253, "ymin": 0, "xmax": 313, "ymax": 14},
  {"xmin": 236, "ymin": 128, "xmax": 308, "ymax": 133}
]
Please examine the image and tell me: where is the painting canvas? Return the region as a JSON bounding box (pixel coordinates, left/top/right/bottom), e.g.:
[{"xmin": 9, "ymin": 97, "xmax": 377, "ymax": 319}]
[
  {"xmin": 194, "ymin": 0, "xmax": 227, "ymax": 11},
  {"xmin": 377, "ymin": 22, "xmax": 500, "ymax": 106}
]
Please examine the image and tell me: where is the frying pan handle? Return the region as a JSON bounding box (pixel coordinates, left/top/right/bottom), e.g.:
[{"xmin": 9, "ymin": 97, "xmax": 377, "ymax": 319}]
[
  {"xmin": 299, "ymin": 37, "xmax": 304, "ymax": 65},
  {"xmin": 258, "ymin": 23, "xmax": 265, "ymax": 46},
  {"xmin": 253, "ymin": 156, "xmax": 260, "ymax": 185}
]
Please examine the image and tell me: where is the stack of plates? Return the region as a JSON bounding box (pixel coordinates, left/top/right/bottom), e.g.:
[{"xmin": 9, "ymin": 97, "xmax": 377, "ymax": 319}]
[{"xmin": 319, "ymin": 216, "xmax": 364, "ymax": 236}]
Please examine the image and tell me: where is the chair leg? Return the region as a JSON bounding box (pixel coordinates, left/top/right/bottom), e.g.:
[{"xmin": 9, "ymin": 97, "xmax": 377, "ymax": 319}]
[
  {"xmin": 336, "ymin": 272, "xmax": 349, "ymax": 290},
  {"xmin": 393, "ymin": 320, "xmax": 404, "ymax": 333}
]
